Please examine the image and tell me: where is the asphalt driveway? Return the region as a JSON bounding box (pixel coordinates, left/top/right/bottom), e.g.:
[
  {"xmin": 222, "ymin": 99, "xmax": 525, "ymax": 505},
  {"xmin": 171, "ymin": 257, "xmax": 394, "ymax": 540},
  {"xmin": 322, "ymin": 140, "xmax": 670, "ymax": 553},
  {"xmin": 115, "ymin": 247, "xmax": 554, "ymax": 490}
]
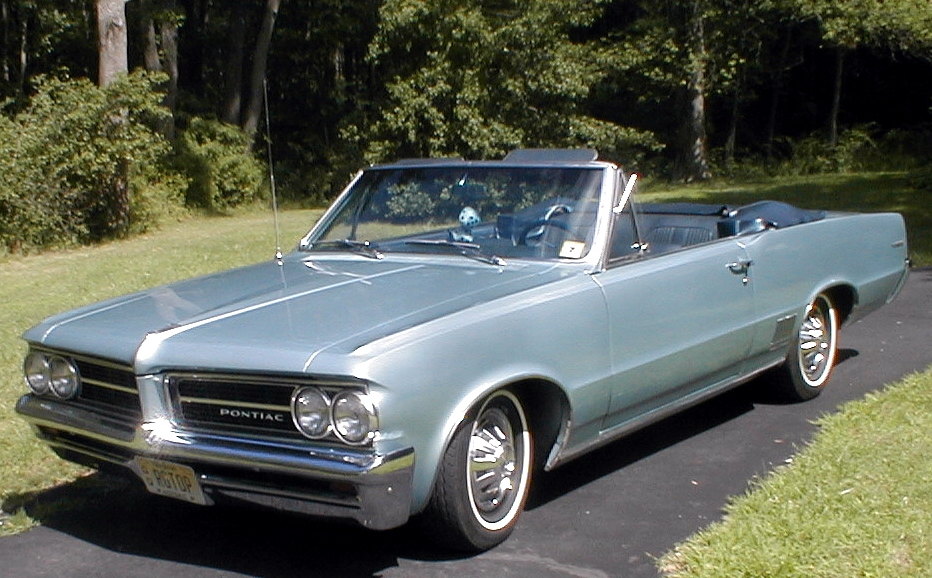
[{"xmin": 1, "ymin": 268, "xmax": 929, "ymax": 578}]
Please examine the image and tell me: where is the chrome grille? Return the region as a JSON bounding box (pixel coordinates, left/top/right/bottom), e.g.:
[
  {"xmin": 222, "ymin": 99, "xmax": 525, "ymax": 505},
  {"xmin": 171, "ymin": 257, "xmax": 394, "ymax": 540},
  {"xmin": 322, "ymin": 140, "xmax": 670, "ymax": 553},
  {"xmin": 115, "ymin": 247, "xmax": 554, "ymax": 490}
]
[
  {"xmin": 73, "ymin": 356, "xmax": 141, "ymax": 421},
  {"xmin": 171, "ymin": 376, "xmax": 302, "ymax": 438}
]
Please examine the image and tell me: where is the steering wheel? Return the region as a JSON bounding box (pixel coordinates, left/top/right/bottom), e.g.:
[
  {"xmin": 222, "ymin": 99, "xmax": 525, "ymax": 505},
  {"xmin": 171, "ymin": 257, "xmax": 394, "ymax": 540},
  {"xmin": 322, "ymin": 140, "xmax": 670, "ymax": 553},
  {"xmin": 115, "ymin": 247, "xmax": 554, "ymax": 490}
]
[
  {"xmin": 516, "ymin": 218, "xmax": 576, "ymax": 246},
  {"xmin": 516, "ymin": 204, "xmax": 576, "ymax": 246}
]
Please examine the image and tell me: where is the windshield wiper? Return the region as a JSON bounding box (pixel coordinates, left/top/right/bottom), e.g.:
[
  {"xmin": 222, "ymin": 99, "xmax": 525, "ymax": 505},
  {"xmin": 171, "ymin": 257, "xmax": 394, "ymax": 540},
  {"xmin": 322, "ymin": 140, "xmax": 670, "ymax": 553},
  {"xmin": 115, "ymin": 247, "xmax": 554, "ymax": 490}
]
[
  {"xmin": 309, "ymin": 238, "xmax": 383, "ymax": 259},
  {"xmin": 405, "ymin": 239, "xmax": 506, "ymax": 267}
]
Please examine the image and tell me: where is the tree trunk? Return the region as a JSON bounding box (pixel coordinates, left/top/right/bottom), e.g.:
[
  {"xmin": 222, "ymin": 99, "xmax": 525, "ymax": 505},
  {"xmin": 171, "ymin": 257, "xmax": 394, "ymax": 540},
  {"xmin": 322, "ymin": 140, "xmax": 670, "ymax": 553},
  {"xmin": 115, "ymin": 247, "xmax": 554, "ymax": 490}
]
[
  {"xmin": 828, "ymin": 46, "xmax": 845, "ymax": 147},
  {"xmin": 178, "ymin": 0, "xmax": 208, "ymax": 97},
  {"xmin": 96, "ymin": 0, "xmax": 131, "ymax": 236},
  {"xmin": 724, "ymin": 86, "xmax": 739, "ymax": 167},
  {"xmin": 16, "ymin": 5, "xmax": 25, "ymax": 92},
  {"xmin": 677, "ymin": 0, "xmax": 712, "ymax": 181},
  {"xmin": 333, "ymin": 41, "xmax": 345, "ymax": 95},
  {"xmin": 2, "ymin": 0, "xmax": 10, "ymax": 83},
  {"xmin": 242, "ymin": 0, "xmax": 282, "ymax": 138},
  {"xmin": 765, "ymin": 28, "xmax": 794, "ymax": 158},
  {"xmin": 142, "ymin": 8, "xmax": 162, "ymax": 72},
  {"xmin": 159, "ymin": 17, "xmax": 180, "ymax": 114},
  {"xmin": 140, "ymin": 0, "xmax": 180, "ymax": 138},
  {"xmin": 221, "ymin": 4, "xmax": 248, "ymax": 125},
  {"xmin": 96, "ymin": 0, "xmax": 128, "ymax": 87}
]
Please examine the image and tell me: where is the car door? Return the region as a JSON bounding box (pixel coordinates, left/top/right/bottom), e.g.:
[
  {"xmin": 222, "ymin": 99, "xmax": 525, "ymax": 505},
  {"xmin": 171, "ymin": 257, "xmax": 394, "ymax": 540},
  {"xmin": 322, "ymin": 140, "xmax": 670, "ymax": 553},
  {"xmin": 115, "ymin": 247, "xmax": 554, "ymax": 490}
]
[{"xmin": 595, "ymin": 235, "xmax": 758, "ymax": 431}]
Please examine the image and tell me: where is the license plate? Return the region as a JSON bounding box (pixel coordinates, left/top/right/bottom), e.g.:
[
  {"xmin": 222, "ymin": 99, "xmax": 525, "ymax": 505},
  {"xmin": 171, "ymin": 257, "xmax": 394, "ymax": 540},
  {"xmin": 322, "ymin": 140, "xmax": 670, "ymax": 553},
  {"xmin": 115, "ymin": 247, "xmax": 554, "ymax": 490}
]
[{"xmin": 135, "ymin": 457, "xmax": 207, "ymax": 505}]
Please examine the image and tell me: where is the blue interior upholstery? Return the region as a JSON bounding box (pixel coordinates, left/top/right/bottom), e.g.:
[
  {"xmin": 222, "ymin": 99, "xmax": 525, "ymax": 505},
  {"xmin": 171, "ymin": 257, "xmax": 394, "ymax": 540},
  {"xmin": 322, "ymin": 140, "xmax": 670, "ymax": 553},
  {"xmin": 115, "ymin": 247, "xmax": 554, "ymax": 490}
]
[
  {"xmin": 717, "ymin": 201, "xmax": 825, "ymax": 237},
  {"xmin": 609, "ymin": 200, "xmax": 826, "ymax": 258}
]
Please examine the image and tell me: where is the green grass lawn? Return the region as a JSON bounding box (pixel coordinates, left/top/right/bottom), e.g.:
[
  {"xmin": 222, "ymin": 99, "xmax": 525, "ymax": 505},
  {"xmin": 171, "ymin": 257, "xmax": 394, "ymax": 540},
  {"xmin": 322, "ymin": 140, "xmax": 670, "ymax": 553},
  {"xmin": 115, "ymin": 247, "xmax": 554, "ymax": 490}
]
[
  {"xmin": 0, "ymin": 171, "xmax": 928, "ymax": 547},
  {"xmin": 659, "ymin": 368, "xmax": 932, "ymax": 577}
]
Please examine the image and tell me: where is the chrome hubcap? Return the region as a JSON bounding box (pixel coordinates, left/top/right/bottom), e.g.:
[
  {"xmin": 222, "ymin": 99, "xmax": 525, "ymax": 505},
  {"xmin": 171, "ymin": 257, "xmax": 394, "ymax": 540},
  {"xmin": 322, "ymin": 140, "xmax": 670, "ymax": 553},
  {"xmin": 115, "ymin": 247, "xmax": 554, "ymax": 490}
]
[
  {"xmin": 468, "ymin": 407, "xmax": 518, "ymax": 518},
  {"xmin": 798, "ymin": 298, "xmax": 834, "ymax": 385}
]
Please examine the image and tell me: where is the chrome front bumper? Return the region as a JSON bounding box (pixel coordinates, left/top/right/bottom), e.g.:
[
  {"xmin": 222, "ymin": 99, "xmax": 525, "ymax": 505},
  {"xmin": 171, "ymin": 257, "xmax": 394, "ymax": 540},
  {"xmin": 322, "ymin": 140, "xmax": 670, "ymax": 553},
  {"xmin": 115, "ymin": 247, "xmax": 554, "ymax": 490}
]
[{"xmin": 15, "ymin": 394, "xmax": 415, "ymax": 530}]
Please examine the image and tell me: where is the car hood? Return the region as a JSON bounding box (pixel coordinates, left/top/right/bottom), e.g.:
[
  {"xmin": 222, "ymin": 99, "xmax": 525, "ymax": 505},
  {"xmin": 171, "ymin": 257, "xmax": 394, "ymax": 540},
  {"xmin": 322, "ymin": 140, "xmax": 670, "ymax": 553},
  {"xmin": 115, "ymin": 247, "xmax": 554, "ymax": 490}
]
[{"xmin": 25, "ymin": 255, "xmax": 567, "ymax": 375}]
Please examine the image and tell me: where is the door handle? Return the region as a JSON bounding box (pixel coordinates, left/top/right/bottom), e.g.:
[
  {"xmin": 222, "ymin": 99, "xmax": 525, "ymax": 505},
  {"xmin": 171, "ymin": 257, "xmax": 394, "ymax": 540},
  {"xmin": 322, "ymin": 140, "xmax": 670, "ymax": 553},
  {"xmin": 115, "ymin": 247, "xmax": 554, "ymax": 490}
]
[
  {"xmin": 726, "ymin": 259, "xmax": 753, "ymax": 285},
  {"xmin": 726, "ymin": 259, "xmax": 753, "ymax": 274}
]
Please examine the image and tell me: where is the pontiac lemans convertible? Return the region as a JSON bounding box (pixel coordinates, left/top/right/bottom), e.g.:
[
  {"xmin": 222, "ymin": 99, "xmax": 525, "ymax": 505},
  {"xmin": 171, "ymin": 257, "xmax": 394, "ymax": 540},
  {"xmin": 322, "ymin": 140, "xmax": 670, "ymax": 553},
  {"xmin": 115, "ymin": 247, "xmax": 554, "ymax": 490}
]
[{"xmin": 16, "ymin": 149, "xmax": 909, "ymax": 551}]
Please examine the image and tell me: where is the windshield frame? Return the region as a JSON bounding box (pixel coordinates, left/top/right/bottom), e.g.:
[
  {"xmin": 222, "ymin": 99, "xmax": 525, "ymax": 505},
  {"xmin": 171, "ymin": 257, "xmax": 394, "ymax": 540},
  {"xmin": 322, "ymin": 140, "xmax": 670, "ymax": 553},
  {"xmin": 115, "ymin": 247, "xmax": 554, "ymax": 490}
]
[{"xmin": 299, "ymin": 160, "xmax": 618, "ymax": 267}]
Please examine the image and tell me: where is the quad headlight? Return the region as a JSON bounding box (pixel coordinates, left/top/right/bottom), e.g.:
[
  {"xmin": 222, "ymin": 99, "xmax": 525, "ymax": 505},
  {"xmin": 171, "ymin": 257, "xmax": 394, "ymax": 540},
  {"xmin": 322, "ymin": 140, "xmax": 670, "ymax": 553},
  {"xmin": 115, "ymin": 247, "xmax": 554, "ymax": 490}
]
[
  {"xmin": 24, "ymin": 352, "xmax": 51, "ymax": 395},
  {"xmin": 331, "ymin": 391, "xmax": 378, "ymax": 444},
  {"xmin": 291, "ymin": 387, "xmax": 331, "ymax": 439},
  {"xmin": 291, "ymin": 386, "xmax": 378, "ymax": 445},
  {"xmin": 24, "ymin": 351, "xmax": 80, "ymax": 400}
]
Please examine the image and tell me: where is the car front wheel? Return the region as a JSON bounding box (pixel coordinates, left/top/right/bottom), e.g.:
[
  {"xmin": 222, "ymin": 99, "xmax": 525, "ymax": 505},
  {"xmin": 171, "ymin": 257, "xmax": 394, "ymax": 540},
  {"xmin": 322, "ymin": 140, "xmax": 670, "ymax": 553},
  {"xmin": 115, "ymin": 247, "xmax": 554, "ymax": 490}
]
[
  {"xmin": 422, "ymin": 389, "xmax": 533, "ymax": 551},
  {"xmin": 778, "ymin": 293, "xmax": 839, "ymax": 401}
]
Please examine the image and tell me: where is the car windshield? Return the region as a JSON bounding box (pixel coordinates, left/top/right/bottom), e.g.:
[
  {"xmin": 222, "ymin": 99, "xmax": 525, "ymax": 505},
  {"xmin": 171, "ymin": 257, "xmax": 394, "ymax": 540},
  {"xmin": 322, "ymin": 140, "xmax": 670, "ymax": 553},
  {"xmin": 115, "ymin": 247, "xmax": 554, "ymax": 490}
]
[{"xmin": 305, "ymin": 166, "xmax": 604, "ymax": 262}]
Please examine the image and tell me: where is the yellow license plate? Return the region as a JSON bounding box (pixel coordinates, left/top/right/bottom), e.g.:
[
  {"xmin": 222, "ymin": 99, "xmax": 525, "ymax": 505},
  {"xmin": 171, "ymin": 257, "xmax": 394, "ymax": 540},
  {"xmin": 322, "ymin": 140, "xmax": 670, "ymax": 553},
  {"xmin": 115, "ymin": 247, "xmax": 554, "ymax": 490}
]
[{"xmin": 135, "ymin": 457, "xmax": 207, "ymax": 505}]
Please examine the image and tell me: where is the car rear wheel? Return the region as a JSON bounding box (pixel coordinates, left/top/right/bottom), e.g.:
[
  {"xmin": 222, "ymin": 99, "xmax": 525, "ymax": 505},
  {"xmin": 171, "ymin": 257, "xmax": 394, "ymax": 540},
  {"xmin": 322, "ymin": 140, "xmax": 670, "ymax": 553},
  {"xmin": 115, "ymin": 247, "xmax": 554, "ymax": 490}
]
[
  {"xmin": 422, "ymin": 389, "xmax": 533, "ymax": 551},
  {"xmin": 777, "ymin": 293, "xmax": 839, "ymax": 401}
]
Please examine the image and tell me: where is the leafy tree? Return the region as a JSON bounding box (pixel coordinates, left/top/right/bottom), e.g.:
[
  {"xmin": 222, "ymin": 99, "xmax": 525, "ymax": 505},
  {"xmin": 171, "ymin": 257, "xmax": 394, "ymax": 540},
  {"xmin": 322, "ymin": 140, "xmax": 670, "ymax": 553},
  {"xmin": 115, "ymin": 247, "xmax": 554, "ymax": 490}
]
[
  {"xmin": 351, "ymin": 0, "xmax": 658, "ymax": 164},
  {"xmin": 0, "ymin": 1, "xmax": 96, "ymax": 102},
  {"xmin": 778, "ymin": 0, "xmax": 932, "ymax": 145},
  {"xmin": 263, "ymin": 0, "xmax": 382, "ymax": 198},
  {"xmin": 0, "ymin": 0, "xmax": 929, "ymax": 240},
  {"xmin": 596, "ymin": 0, "xmax": 718, "ymax": 180}
]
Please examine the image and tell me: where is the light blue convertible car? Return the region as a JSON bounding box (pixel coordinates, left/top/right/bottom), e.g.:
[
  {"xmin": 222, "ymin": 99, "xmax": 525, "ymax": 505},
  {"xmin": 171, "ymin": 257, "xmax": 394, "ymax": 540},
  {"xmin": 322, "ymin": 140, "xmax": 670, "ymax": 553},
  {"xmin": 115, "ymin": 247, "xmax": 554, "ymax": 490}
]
[{"xmin": 16, "ymin": 149, "xmax": 909, "ymax": 550}]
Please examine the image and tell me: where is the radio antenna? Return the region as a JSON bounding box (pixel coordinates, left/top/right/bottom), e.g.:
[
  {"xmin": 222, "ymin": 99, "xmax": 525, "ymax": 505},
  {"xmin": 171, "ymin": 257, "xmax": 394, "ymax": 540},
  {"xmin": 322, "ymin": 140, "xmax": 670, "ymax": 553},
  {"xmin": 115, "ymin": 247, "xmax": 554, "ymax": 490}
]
[{"xmin": 263, "ymin": 78, "xmax": 283, "ymax": 265}]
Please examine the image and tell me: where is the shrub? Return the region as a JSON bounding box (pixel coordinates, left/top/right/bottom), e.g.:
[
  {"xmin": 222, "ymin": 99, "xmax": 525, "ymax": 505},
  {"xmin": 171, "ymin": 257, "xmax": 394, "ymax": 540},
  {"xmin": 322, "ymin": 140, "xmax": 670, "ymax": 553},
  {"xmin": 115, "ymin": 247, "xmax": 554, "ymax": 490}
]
[
  {"xmin": 867, "ymin": 125, "xmax": 932, "ymax": 170},
  {"xmin": 777, "ymin": 125, "xmax": 877, "ymax": 175},
  {"xmin": 175, "ymin": 117, "xmax": 266, "ymax": 211},
  {"xmin": 0, "ymin": 71, "xmax": 186, "ymax": 252},
  {"xmin": 912, "ymin": 166, "xmax": 932, "ymax": 195}
]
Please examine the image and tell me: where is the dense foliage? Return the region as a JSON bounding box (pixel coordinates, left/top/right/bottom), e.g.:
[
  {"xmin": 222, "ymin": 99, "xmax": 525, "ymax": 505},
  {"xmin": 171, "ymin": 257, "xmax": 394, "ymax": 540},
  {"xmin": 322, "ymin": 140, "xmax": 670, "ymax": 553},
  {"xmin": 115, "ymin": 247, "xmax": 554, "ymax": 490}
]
[
  {"xmin": 0, "ymin": 71, "xmax": 265, "ymax": 253},
  {"xmin": 0, "ymin": 0, "xmax": 929, "ymax": 251},
  {"xmin": 0, "ymin": 72, "xmax": 184, "ymax": 250},
  {"xmin": 174, "ymin": 117, "xmax": 266, "ymax": 211},
  {"xmin": 352, "ymin": 0, "xmax": 661, "ymax": 163}
]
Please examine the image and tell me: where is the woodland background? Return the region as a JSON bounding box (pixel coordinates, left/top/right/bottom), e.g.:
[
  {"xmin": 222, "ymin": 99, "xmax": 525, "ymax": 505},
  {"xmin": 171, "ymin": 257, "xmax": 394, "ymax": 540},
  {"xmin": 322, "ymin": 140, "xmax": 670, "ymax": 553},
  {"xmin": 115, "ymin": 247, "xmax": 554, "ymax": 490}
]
[{"xmin": 0, "ymin": 0, "xmax": 930, "ymax": 252}]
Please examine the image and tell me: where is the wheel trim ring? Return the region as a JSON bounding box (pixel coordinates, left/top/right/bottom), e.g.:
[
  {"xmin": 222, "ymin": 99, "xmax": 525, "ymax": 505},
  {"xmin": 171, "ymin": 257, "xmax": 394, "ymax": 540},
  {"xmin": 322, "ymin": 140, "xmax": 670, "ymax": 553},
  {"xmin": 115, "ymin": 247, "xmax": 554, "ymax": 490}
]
[
  {"xmin": 466, "ymin": 391, "xmax": 531, "ymax": 532},
  {"xmin": 797, "ymin": 296, "xmax": 838, "ymax": 387}
]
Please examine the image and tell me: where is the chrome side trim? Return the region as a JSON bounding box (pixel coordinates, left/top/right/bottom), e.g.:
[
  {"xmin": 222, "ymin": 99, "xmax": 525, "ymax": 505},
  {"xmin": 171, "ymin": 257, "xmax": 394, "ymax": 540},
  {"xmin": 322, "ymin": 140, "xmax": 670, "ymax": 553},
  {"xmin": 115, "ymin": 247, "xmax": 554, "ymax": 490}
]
[
  {"xmin": 545, "ymin": 360, "xmax": 783, "ymax": 470},
  {"xmin": 888, "ymin": 258, "xmax": 911, "ymax": 303}
]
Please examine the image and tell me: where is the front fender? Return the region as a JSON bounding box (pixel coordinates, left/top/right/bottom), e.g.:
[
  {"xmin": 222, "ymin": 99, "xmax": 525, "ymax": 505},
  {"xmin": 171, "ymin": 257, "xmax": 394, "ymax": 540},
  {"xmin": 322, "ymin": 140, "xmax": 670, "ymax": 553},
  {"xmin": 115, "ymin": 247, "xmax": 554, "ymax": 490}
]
[{"xmin": 310, "ymin": 273, "xmax": 612, "ymax": 513}]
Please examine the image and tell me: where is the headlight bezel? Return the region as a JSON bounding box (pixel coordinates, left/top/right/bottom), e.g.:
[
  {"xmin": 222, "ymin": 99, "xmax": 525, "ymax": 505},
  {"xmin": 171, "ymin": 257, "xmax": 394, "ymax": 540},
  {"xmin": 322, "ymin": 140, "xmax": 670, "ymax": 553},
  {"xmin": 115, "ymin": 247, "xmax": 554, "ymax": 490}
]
[
  {"xmin": 291, "ymin": 386, "xmax": 332, "ymax": 439},
  {"xmin": 24, "ymin": 351, "xmax": 52, "ymax": 395},
  {"xmin": 331, "ymin": 390, "xmax": 379, "ymax": 445},
  {"xmin": 290, "ymin": 385, "xmax": 379, "ymax": 446},
  {"xmin": 24, "ymin": 351, "xmax": 81, "ymax": 400}
]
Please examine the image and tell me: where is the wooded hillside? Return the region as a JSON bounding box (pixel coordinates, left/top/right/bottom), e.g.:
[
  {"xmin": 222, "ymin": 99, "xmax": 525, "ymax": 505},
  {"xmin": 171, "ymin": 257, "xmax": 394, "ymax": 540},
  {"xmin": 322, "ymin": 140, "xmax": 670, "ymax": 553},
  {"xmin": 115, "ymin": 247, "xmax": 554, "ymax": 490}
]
[{"xmin": 0, "ymin": 0, "xmax": 930, "ymax": 251}]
